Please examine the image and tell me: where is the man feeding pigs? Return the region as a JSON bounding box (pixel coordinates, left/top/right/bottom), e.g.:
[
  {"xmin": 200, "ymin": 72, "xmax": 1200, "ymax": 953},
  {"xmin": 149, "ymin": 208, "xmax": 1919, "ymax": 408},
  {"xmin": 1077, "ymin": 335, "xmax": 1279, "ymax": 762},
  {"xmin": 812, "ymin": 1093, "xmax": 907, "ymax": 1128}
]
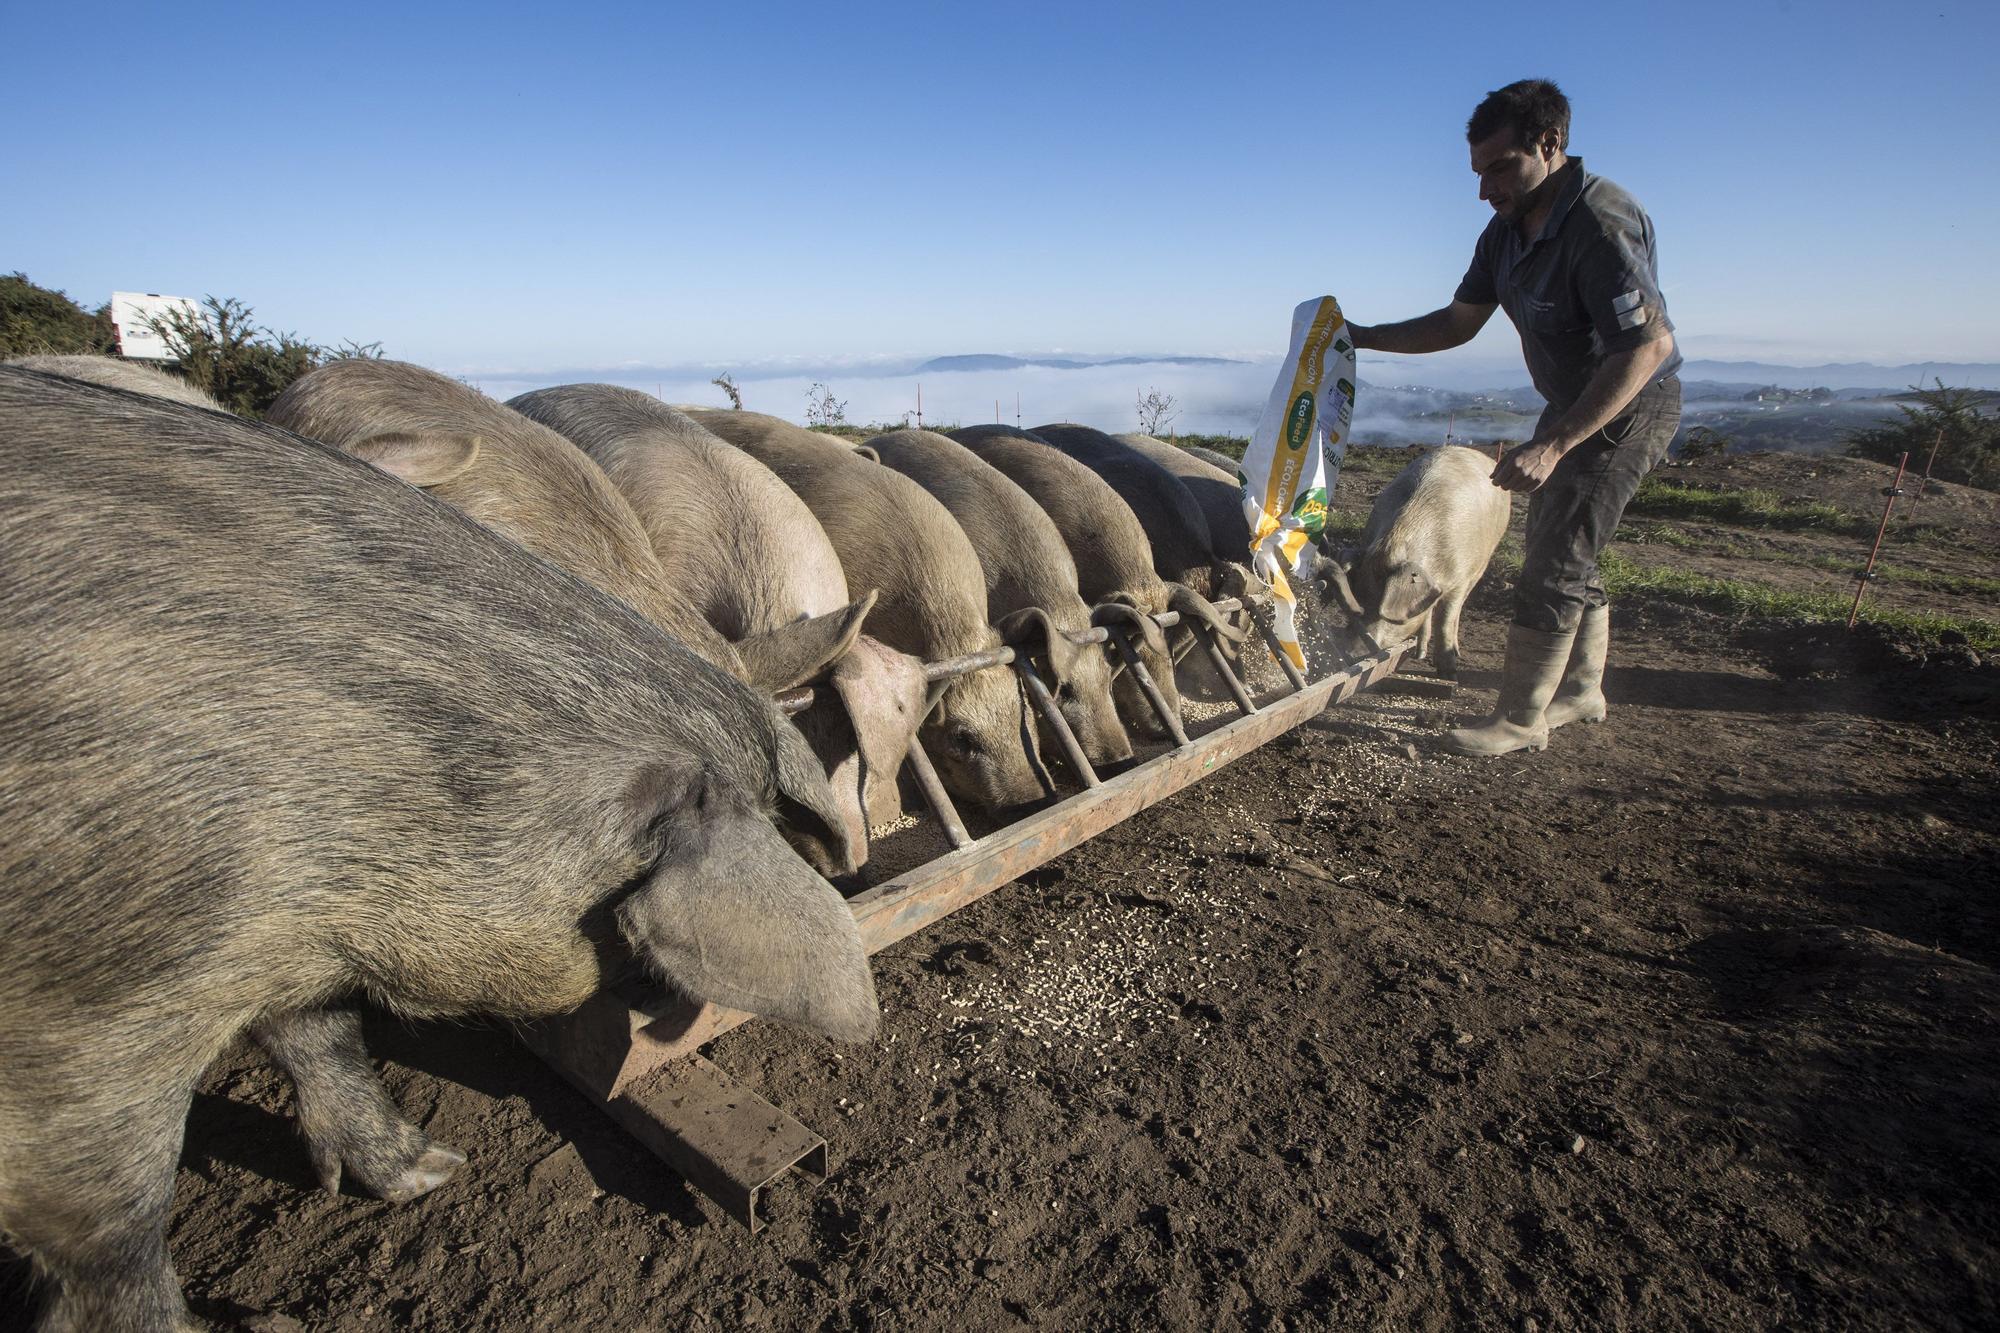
[{"xmin": 1345, "ymin": 78, "xmax": 1682, "ymax": 757}]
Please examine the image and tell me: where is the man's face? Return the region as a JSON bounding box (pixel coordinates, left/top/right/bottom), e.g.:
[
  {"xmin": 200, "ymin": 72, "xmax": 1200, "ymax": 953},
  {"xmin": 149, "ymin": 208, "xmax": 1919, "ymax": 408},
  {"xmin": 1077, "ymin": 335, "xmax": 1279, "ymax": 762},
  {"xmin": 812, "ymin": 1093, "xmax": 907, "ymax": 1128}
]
[{"xmin": 1470, "ymin": 129, "xmax": 1560, "ymax": 221}]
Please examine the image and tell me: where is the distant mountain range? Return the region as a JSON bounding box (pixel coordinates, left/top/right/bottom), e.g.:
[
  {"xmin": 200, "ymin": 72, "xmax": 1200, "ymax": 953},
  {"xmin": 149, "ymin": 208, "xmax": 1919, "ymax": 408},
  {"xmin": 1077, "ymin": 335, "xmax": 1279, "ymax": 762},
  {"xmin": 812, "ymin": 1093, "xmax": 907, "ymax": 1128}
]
[
  {"xmin": 913, "ymin": 353, "xmax": 1246, "ymax": 374},
  {"xmin": 1678, "ymin": 360, "xmax": 2000, "ymax": 391}
]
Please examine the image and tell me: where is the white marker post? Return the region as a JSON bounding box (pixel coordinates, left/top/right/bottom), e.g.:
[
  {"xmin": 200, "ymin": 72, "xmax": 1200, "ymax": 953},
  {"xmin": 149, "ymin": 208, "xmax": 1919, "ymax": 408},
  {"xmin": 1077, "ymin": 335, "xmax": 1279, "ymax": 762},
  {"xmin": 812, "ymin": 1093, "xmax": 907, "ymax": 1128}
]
[{"xmin": 1237, "ymin": 296, "xmax": 1357, "ymax": 671}]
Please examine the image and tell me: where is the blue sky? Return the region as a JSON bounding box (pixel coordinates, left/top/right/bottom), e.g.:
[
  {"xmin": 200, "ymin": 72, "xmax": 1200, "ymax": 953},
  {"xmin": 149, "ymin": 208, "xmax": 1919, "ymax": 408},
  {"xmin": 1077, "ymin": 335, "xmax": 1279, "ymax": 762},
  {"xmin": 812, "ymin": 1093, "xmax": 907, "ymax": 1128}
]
[{"xmin": 8, "ymin": 0, "xmax": 1998, "ymax": 395}]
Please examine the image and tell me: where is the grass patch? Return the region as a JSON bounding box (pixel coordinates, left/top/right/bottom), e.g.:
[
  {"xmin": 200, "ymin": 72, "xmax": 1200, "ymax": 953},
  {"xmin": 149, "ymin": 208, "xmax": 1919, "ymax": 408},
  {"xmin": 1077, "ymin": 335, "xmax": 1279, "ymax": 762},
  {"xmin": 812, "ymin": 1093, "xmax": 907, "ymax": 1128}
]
[
  {"xmin": 1622, "ymin": 521, "xmax": 1721, "ymax": 552},
  {"xmin": 1320, "ymin": 511, "xmax": 1369, "ymax": 542},
  {"xmin": 1598, "ymin": 553, "xmax": 2000, "ymax": 649},
  {"xmin": 1628, "ymin": 478, "xmax": 1873, "ymax": 536},
  {"xmin": 1171, "ymin": 432, "xmax": 1248, "ymax": 461},
  {"xmin": 1793, "ymin": 555, "xmax": 2000, "ymax": 599}
]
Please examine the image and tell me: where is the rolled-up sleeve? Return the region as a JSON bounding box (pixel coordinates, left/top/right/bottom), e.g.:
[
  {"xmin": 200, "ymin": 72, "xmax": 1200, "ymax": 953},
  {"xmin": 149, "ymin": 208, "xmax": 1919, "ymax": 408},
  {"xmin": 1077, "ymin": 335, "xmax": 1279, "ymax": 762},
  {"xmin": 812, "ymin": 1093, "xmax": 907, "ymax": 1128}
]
[
  {"xmin": 1578, "ymin": 210, "xmax": 1672, "ymax": 352},
  {"xmin": 1454, "ymin": 229, "xmax": 1497, "ymax": 306}
]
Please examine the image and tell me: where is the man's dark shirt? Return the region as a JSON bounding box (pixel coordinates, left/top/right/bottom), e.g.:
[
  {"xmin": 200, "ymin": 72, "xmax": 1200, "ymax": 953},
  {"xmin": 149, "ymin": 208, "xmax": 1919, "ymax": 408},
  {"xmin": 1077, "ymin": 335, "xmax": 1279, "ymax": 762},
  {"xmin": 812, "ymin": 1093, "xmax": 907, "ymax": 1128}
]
[{"xmin": 1454, "ymin": 157, "xmax": 1680, "ymax": 413}]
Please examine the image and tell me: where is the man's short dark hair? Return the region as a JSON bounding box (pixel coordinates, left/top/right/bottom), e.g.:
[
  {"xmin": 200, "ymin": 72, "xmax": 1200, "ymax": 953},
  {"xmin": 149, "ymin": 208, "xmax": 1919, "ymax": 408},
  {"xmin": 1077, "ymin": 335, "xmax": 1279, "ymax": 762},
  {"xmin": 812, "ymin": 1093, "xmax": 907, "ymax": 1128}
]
[{"xmin": 1467, "ymin": 79, "xmax": 1570, "ymax": 152}]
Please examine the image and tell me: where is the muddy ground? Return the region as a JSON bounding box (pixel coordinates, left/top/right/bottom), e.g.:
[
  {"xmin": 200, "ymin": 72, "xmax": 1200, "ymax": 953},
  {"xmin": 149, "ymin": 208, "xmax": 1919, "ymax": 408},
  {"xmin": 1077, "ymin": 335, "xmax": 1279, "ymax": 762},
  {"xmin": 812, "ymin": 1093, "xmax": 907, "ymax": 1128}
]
[{"xmin": 5, "ymin": 451, "xmax": 1997, "ymax": 1331}]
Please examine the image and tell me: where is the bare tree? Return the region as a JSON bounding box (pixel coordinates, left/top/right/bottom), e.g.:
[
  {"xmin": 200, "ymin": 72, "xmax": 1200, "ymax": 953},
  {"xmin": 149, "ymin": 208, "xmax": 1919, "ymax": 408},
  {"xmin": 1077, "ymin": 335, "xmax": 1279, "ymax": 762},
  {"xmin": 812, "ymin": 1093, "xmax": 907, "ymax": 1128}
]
[
  {"xmin": 1136, "ymin": 386, "xmax": 1179, "ymax": 435},
  {"xmin": 710, "ymin": 372, "xmax": 742, "ymax": 410},
  {"xmin": 806, "ymin": 381, "xmax": 848, "ymax": 429}
]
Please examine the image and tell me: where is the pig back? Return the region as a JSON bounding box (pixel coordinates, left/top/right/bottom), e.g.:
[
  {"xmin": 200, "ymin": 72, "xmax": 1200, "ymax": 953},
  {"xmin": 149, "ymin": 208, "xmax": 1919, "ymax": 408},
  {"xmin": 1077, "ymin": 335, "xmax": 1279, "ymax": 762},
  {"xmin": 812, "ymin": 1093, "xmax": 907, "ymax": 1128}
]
[
  {"xmin": 1118, "ymin": 433, "xmax": 1255, "ymax": 567},
  {"xmin": 1364, "ymin": 445, "xmax": 1511, "ymax": 564},
  {"xmin": 510, "ymin": 385, "xmax": 851, "ymax": 638},
  {"xmin": 1028, "ymin": 423, "xmax": 1219, "ymax": 592},
  {"xmin": 6, "ymin": 353, "xmax": 227, "ymax": 412},
  {"xmin": 865, "ymin": 428, "xmax": 1086, "ymax": 621},
  {"xmin": 949, "ymin": 428, "xmax": 1163, "ymax": 610},
  {"xmin": 269, "ymin": 360, "xmax": 743, "ymax": 675},
  {"xmin": 687, "ymin": 409, "xmax": 993, "ymax": 660},
  {"xmin": 0, "ymin": 367, "xmax": 785, "ymax": 1020}
]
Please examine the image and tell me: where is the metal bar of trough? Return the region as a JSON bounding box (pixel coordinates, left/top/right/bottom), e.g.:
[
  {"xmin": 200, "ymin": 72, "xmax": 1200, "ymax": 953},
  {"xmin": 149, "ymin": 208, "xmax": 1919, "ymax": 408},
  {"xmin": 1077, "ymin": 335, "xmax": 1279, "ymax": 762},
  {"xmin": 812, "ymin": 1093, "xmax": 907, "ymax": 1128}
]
[
  {"xmin": 923, "ymin": 644, "xmax": 1016, "ymax": 681},
  {"xmin": 1017, "ymin": 659, "xmax": 1099, "ymax": 788},
  {"xmin": 1198, "ymin": 625, "xmax": 1260, "ymax": 717},
  {"xmin": 1106, "ymin": 624, "xmax": 1190, "ymax": 748},
  {"xmin": 598, "ymin": 637, "xmax": 1410, "ymax": 1071},
  {"xmin": 902, "ymin": 735, "xmax": 971, "ymax": 849},
  {"xmin": 1252, "ymin": 610, "xmax": 1310, "ymax": 694}
]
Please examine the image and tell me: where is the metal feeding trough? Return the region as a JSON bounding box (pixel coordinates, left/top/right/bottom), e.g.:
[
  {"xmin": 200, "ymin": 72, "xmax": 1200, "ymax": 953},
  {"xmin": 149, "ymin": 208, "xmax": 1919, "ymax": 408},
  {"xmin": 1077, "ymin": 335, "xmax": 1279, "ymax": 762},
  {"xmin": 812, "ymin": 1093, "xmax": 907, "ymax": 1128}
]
[{"xmin": 520, "ymin": 595, "xmax": 1409, "ymax": 1229}]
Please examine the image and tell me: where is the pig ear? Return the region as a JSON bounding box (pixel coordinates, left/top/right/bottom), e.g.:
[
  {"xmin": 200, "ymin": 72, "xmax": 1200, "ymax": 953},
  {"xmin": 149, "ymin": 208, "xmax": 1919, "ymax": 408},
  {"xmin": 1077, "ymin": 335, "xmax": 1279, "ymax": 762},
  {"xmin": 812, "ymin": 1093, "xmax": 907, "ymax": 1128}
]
[
  {"xmin": 1166, "ymin": 582, "xmax": 1247, "ymax": 644},
  {"xmin": 1091, "ymin": 598, "xmax": 1168, "ymax": 664},
  {"xmin": 350, "ymin": 431, "xmax": 482, "ymax": 487},
  {"xmin": 616, "ymin": 763, "xmax": 879, "ymax": 1041},
  {"xmin": 996, "ymin": 606, "xmax": 1082, "ymax": 688},
  {"xmin": 1380, "ymin": 569, "xmax": 1441, "ymax": 624},
  {"xmin": 829, "ymin": 635, "xmax": 927, "ymax": 829},
  {"xmin": 735, "ymin": 591, "xmax": 877, "ymax": 693}
]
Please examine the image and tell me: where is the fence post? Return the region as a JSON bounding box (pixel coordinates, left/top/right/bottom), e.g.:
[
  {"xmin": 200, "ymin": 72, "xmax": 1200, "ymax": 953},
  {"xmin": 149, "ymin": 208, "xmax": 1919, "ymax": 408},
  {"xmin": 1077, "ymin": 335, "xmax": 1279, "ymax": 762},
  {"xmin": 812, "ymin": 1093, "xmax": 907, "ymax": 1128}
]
[{"xmin": 1847, "ymin": 452, "xmax": 1909, "ymax": 630}]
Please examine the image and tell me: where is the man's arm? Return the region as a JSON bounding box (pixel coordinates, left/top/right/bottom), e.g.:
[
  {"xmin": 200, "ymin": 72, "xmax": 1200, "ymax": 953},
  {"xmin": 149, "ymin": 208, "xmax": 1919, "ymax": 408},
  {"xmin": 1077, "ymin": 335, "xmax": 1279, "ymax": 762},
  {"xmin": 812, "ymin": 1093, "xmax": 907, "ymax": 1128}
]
[
  {"xmin": 1348, "ymin": 300, "xmax": 1496, "ymax": 354},
  {"xmin": 1492, "ymin": 332, "xmax": 1675, "ymax": 493}
]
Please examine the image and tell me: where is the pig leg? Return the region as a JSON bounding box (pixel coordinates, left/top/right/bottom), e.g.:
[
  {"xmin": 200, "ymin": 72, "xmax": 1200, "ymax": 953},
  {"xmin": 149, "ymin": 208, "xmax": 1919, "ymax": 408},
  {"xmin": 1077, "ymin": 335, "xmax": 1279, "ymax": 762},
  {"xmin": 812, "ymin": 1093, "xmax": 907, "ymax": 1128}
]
[
  {"xmin": 4, "ymin": 1082, "xmax": 199, "ymax": 1332},
  {"xmin": 253, "ymin": 1006, "xmax": 465, "ymax": 1202},
  {"xmin": 1433, "ymin": 589, "xmax": 1471, "ymax": 680}
]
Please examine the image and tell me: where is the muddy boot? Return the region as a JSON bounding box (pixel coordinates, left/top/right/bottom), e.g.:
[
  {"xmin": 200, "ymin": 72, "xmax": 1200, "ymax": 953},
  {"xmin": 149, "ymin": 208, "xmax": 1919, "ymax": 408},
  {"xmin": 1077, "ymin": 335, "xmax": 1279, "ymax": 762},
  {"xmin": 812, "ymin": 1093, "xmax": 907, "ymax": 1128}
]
[
  {"xmin": 1545, "ymin": 603, "xmax": 1609, "ymax": 729},
  {"xmin": 1443, "ymin": 624, "xmax": 1574, "ymax": 756}
]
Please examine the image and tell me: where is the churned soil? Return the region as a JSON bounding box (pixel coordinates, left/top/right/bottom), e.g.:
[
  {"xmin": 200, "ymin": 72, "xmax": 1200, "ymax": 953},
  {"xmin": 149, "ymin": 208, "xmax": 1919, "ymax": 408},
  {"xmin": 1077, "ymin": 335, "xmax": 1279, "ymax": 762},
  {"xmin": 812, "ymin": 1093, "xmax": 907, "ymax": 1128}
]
[{"xmin": 4, "ymin": 452, "xmax": 1997, "ymax": 1332}]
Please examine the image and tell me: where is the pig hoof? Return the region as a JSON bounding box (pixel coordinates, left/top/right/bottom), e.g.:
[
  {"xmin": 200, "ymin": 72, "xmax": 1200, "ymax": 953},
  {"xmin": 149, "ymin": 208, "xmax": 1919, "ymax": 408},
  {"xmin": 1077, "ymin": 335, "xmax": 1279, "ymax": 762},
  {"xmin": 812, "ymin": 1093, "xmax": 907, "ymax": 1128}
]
[
  {"xmin": 376, "ymin": 1145, "xmax": 468, "ymax": 1203},
  {"xmin": 309, "ymin": 1144, "xmax": 345, "ymax": 1196}
]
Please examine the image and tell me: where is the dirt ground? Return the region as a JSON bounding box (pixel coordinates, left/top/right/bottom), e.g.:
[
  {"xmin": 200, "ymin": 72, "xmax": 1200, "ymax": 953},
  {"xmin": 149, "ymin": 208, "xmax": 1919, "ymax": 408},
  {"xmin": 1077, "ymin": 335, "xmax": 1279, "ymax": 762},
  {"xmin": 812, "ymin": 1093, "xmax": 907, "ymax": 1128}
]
[{"xmin": 5, "ymin": 452, "xmax": 1997, "ymax": 1332}]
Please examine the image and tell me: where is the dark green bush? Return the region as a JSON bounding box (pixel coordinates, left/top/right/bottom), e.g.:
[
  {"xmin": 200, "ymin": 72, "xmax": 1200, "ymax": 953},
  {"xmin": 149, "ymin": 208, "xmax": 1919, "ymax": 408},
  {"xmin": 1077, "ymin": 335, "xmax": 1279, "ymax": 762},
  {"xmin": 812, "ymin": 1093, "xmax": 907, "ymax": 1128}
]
[
  {"xmin": 1846, "ymin": 379, "xmax": 2000, "ymax": 491},
  {"xmin": 145, "ymin": 296, "xmax": 381, "ymax": 417},
  {"xmin": 0, "ymin": 273, "xmax": 116, "ymax": 356}
]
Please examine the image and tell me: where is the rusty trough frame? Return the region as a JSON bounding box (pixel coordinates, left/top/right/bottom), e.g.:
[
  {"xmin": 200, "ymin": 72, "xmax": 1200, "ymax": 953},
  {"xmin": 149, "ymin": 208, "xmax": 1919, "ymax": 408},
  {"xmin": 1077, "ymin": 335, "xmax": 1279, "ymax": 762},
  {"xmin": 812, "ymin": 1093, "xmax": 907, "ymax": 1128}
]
[{"xmin": 522, "ymin": 597, "xmax": 1410, "ymax": 1228}]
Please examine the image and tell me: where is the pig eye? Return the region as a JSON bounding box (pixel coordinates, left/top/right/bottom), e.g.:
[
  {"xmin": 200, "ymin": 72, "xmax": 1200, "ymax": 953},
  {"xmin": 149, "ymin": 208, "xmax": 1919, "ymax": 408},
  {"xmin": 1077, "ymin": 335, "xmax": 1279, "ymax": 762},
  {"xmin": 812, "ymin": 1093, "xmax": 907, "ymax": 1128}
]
[
  {"xmin": 774, "ymin": 792, "xmax": 845, "ymax": 875},
  {"xmin": 945, "ymin": 724, "xmax": 981, "ymax": 757}
]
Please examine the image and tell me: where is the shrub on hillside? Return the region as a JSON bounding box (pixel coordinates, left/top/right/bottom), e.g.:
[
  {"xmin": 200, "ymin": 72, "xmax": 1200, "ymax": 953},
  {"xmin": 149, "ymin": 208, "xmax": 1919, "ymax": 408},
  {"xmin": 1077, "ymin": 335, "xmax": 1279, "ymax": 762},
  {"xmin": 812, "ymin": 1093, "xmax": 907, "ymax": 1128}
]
[
  {"xmin": 1846, "ymin": 379, "xmax": 2000, "ymax": 491},
  {"xmin": 0, "ymin": 273, "xmax": 116, "ymax": 356},
  {"xmin": 147, "ymin": 295, "xmax": 381, "ymax": 417}
]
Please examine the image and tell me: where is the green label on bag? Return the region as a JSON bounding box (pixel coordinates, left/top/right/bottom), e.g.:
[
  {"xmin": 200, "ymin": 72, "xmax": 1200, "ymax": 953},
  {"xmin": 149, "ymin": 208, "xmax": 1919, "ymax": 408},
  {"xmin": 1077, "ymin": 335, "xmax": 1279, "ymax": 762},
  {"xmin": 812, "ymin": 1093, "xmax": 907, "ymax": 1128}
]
[
  {"xmin": 1291, "ymin": 485, "xmax": 1328, "ymax": 534},
  {"xmin": 1284, "ymin": 391, "xmax": 1316, "ymax": 452}
]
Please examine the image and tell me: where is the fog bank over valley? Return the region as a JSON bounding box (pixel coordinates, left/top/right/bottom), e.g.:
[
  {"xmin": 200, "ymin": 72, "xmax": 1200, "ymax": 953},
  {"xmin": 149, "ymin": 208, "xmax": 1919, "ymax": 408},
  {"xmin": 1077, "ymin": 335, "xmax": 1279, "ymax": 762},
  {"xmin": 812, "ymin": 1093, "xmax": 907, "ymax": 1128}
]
[{"xmin": 464, "ymin": 352, "xmax": 2000, "ymax": 452}]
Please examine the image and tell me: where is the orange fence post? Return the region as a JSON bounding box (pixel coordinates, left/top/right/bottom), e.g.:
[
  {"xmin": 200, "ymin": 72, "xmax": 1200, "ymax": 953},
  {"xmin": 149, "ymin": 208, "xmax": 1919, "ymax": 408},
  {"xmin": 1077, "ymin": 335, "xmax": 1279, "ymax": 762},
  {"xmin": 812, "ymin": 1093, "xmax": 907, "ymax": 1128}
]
[{"xmin": 1847, "ymin": 452, "xmax": 1909, "ymax": 630}]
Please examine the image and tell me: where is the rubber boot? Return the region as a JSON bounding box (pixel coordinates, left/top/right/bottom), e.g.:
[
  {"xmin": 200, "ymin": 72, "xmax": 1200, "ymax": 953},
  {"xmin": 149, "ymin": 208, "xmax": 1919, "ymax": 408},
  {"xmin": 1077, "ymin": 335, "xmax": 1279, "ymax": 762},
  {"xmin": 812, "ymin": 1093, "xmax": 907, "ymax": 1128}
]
[
  {"xmin": 1545, "ymin": 603, "xmax": 1609, "ymax": 729},
  {"xmin": 1442, "ymin": 624, "xmax": 1575, "ymax": 757}
]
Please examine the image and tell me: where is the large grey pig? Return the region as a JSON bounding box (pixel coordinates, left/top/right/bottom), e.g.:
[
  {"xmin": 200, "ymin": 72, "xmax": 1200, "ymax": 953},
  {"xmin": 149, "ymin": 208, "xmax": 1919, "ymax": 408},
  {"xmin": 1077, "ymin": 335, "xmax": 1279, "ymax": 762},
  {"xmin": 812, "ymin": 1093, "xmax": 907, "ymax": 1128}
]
[
  {"xmin": 0, "ymin": 366, "xmax": 878, "ymax": 1333},
  {"xmin": 6, "ymin": 353, "xmax": 226, "ymax": 411},
  {"xmin": 508, "ymin": 384, "xmax": 928, "ymax": 851},
  {"xmin": 1317, "ymin": 444, "xmax": 1512, "ymax": 679},
  {"xmin": 948, "ymin": 426, "xmax": 1188, "ymax": 740},
  {"xmin": 863, "ymin": 428, "xmax": 1133, "ymax": 772},
  {"xmin": 686, "ymin": 409, "xmax": 1049, "ymax": 811}
]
